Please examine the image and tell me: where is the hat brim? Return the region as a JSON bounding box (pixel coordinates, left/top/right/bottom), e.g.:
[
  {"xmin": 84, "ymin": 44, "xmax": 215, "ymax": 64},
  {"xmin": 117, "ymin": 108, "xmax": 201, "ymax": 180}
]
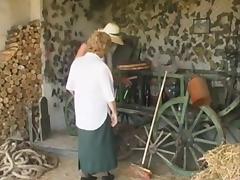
[
  {"xmin": 109, "ymin": 34, "xmax": 124, "ymax": 45},
  {"xmin": 98, "ymin": 28, "xmax": 124, "ymax": 45}
]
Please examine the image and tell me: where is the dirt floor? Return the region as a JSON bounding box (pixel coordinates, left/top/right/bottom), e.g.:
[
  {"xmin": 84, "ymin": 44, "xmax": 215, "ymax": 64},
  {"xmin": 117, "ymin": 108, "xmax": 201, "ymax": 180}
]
[
  {"xmin": 39, "ymin": 156, "xmax": 190, "ymax": 180},
  {"xmin": 36, "ymin": 131, "xmax": 190, "ymax": 180}
]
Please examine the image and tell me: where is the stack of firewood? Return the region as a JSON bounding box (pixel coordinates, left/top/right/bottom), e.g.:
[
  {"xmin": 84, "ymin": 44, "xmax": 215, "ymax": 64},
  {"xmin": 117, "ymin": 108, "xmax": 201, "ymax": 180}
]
[{"xmin": 0, "ymin": 20, "xmax": 42, "ymax": 141}]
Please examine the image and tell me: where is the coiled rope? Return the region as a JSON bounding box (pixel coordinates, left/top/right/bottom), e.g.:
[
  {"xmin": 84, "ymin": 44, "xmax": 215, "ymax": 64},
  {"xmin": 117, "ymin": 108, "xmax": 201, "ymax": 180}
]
[{"xmin": 0, "ymin": 139, "xmax": 58, "ymax": 179}]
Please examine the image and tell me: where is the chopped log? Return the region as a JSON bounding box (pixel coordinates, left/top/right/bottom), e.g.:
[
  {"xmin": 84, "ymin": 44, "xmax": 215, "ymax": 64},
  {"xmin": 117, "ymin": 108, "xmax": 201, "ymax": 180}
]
[
  {"xmin": 0, "ymin": 49, "xmax": 18, "ymax": 62},
  {"xmin": 0, "ymin": 20, "xmax": 42, "ymax": 141}
]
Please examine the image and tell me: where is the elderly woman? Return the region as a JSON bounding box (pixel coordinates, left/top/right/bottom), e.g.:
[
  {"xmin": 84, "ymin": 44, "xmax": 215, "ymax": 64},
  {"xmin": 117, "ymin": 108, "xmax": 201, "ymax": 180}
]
[
  {"xmin": 66, "ymin": 31, "xmax": 118, "ymax": 180},
  {"xmin": 75, "ymin": 23, "xmax": 132, "ymax": 87}
]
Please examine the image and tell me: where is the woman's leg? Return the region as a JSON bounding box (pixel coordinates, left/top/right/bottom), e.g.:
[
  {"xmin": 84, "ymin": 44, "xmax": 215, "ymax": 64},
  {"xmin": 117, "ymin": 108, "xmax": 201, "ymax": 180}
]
[
  {"xmin": 78, "ymin": 117, "xmax": 117, "ymax": 176},
  {"xmin": 101, "ymin": 172, "xmax": 114, "ymax": 180},
  {"xmin": 80, "ymin": 171, "xmax": 97, "ymax": 180}
]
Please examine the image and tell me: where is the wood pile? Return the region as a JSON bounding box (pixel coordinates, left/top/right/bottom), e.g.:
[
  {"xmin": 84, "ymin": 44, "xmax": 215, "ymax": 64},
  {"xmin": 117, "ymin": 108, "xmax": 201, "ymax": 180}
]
[{"xmin": 0, "ymin": 20, "xmax": 42, "ymax": 141}]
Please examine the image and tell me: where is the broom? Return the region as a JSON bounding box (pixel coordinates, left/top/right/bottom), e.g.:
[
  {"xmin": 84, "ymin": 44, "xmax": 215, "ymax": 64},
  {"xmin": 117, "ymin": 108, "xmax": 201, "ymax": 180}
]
[{"xmin": 129, "ymin": 71, "xmax": 168, "ymax": 179}]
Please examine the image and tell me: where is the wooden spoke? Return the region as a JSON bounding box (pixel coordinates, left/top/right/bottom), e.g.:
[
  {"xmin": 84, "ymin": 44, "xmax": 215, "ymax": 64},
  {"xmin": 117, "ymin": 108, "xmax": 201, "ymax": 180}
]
[
  {"xmin": 131, "ymin": 147, "xmax": 145, "ymax": 151},
  {"xmin": 170, "ymin": 105, "xmax": 181, "ymax": 125},
  {"xmin": 156, "ymin": 133, "xmax": 172, "ymax": 147},
  {"xmin": 147, "ymin": 154, "xmax": 153, "ymax": 168},
  {"xmin": 194, "ymin": 138, "xmax": 218, "ymax": 146},
  {"xmin": 158, "ymin": 148, "xmax": 175, "ymax": 156},
  {"xmin": 134, "ymin": 135, "xmax": 146, "ymax": 145},
  {"xmin": 144, "ymin": 126, "xmax": 149, "ymax": 137},
  {"xmin": 193, "ymin": 126, "xmax": 216, "ymax": 137},
  {"xmin": 190, "ymin": 110, "xmax": 203, "ymax": 131},
  {"xmin": 162, "ymin": 141, "xmax": 176, "ymax": 148},
  {"xmin": 193, "ymin": 143, "xmax": 205, "ymax": 155},
  {"xmin": 183, "ymin": 147, "xmax": 187, "ymax": 170},
  {"xmin": 180, "ymin": 96, "xmax": 189, "ymax": 125},
  {"xmin": 161, "ymin": 115, "xmax": 178, "ymax": 132},
  {"xmin": 156, "ymin": 152, "xmax": 169, "ymax": 162},
  {"xmin": 144, "ymin": 126, "xmax": 153, "ymax": 144},
  {"xmin": 153, "ymin": 131, "xmax": 163, "ymax": 146},
  {"xmin": 189, "ymin": 147, "xmax": 200, "ymax": 169}
]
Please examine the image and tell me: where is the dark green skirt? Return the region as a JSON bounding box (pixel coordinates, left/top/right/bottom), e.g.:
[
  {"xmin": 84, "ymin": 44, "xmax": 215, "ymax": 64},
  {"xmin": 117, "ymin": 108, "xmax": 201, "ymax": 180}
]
[{"xmin": 78, "ymin": 116, "xmax": 117, "ymax": 174}]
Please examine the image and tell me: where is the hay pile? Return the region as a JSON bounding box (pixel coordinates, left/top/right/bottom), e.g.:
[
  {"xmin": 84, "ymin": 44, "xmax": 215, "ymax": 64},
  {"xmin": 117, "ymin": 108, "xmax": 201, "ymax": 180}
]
[{"xmin": 192, "ymin": 144, "xmax": 240, "ymax": 180}]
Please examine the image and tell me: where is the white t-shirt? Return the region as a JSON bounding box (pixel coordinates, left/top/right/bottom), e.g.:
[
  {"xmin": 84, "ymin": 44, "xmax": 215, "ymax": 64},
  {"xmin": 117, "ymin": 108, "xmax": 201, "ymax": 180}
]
[{"xmin": 66, "ymin": 52, "xmax": 115, "ymax": 130}]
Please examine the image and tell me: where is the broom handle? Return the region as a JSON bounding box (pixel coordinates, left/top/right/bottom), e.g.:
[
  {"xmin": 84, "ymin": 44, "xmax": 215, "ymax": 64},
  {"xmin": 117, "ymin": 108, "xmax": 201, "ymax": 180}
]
[{"xmin": 141, "ymin": 71, "xmax": 168, "ymax": 166}]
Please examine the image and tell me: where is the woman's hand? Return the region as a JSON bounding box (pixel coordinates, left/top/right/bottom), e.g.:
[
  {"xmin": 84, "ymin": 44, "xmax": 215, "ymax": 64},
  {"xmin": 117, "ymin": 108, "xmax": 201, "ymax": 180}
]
[
  {"xmin": 121, "ymin": 77, "xmax": 133, "ymax": 87},
  {"xmin": 107, "ymin": 101, "xmax": 118, "ymax": 127},
  {"xmin": 111, "ymin": 113, "xmax": 118, "ymax": 127}
]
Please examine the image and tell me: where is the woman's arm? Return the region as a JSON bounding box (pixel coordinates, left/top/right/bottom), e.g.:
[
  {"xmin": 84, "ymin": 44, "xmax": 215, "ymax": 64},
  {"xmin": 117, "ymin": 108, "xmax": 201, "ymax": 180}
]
[
  {"xmin": 99, "ymin": 66, "xmax": 118, "ymax": 127},
  {"xmin": 114, "ymin": 76, "xmax": 133, "ymax": 87},
  {"xmin": 75, "ymin": 43, "xmax": 87, "ymax": 58},
  {"xmin": 107, "ymin": 101, "xmax": 118, "ymax": 127}
]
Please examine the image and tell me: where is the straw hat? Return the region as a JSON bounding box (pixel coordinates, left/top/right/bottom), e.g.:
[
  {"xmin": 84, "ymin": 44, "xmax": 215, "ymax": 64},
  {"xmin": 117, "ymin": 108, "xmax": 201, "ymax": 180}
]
[{"xmin": 98, "ymin": 23, "xmax": 124, "ymax": 45}]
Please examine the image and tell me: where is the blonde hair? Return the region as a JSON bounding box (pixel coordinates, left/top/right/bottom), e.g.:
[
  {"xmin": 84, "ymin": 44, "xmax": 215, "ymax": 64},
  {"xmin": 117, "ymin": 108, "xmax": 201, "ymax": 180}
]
[{"xmin": 86, "ymin": 31, "xmax": 112, "ymax": 57}]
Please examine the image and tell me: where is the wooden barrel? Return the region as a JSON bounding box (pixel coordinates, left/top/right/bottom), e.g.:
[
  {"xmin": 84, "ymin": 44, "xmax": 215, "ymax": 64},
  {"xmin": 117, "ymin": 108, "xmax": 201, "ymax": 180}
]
[{"xmin": 187, "ymin": 76, "xmax": 211, "ymax": 106}]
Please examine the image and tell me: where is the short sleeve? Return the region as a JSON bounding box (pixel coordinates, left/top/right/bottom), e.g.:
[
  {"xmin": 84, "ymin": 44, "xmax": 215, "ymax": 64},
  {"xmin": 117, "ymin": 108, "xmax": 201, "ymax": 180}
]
[
  {"xmin": 99, "ymin": 66, "xmax": 115, "ymax": 102},
  {"xmin": 66, "ymin": 62, "xmax": 76, "ymax": 91}
]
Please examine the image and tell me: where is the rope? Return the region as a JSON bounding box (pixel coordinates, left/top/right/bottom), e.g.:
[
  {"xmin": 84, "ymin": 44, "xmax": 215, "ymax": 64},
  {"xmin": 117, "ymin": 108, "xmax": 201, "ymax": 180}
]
[{"xmin": 0, "ymin": 139, "xmax": 58, "ymax": 180}]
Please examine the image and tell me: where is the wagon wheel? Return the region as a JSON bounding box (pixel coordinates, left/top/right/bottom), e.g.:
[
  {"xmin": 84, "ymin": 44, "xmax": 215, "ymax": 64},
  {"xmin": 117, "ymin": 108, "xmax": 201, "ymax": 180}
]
[
  {"xmin": 117, "ymin": 106, "xmax": 153, "ymax": 126},
  {"xmin": 64, "ymin": 95, "xmax": 77, "ymax": 136},
  {"xmin": 116, "ymin": 106, "xmax": 153, "ymax": 160},
  {"xmin": 218, "ymin": 95, "xmax": 240, "ymax": 117},
  {"xmin": 218, "ymin": 95, "xmax": 240, "ymax": 143},
  {"xmin": 133, "ymin": 95, "xmax": 224, "ymax": 176}
]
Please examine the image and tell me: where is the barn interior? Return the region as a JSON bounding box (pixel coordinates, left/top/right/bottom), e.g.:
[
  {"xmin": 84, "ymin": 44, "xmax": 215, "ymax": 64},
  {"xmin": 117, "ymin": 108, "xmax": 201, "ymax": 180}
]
[{"xmin": 0, "ymin": 0, "xmax": 239, "ymax": 179}]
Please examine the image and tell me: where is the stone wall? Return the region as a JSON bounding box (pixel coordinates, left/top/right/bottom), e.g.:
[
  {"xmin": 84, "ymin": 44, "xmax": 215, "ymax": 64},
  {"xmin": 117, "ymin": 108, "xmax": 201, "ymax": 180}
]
[
  {"xmin": 111, "ymin": 0, "xmax": 240, "ymax": 70},
  {"xmin": 42, "ymin": 0, "xmax": 111, "ymax": 129},
  {"xmin": 42, "ymin": 0, "xmax": 240, "ymax": 130}
]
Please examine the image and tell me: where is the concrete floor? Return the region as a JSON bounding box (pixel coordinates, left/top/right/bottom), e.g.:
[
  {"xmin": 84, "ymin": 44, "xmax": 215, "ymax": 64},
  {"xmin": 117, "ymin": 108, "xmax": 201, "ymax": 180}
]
[{"xmin": 36, "ymin": 131, "xmax": 190, "ymax": 180}]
